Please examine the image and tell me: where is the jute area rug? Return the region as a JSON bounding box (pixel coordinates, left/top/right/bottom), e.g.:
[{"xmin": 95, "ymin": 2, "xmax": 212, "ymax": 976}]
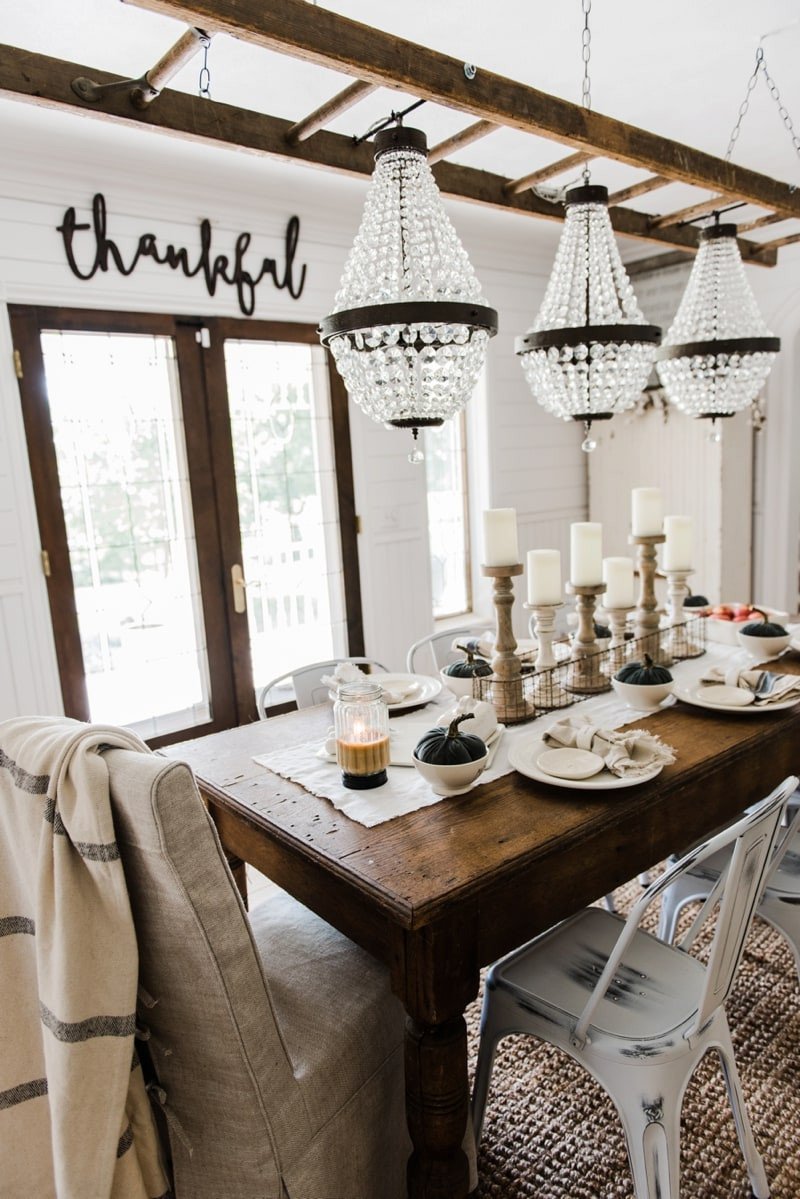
[{"xmin": 466, "ymin": 877, "xmax": 800, "ymax": 1198}]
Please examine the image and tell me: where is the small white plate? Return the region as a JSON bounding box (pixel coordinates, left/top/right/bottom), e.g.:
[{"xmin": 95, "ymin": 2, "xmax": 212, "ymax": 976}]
[
  {"xmin": 674, "ymin": 682, "xmax": 800, "ymax": 713},
  {"xmin": 508, "ymin": 736, "xmax": 664, "ymax": 790},
  {"xmin": 537, "ymin": 748, "xmax": 605, "ymax": 781}
]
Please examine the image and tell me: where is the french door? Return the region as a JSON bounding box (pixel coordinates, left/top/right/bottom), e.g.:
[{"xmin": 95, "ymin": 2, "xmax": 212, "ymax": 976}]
[{"xmin": 10, "ymin": 306, "xmax": 363, "ymax": 745}]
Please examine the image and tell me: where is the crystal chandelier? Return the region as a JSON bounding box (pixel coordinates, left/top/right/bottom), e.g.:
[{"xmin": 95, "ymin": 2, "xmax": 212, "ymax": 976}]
[
  {"xmin": 656, "ymin": 224, "xmax": 780, "ymax": 427},
  {"xmin": 516, "ymin": 184, "xmax": 661, "ymax": 450},
  {"xmin": 319, "ymin": 125, "xmax": 498, "ymax": 461}
]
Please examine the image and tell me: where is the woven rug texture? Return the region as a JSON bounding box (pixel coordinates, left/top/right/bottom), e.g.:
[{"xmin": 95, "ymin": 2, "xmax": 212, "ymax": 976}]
[{"xmin": 466, "ymin": 876, "xmax": 800, "ymax": 1198}]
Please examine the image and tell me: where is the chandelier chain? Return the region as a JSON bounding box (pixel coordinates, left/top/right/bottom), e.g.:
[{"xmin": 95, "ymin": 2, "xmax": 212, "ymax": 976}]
[
  {"xmin": 581, "ymin": 0, "xmax": 592, "ymax": 112},
  {"xmin": 725, "ymin": 46, "xmax": 800, "ymax": 166},
  {"xmin": 198, "ymin": 35, "xmax": 211, "ymax": 99}
]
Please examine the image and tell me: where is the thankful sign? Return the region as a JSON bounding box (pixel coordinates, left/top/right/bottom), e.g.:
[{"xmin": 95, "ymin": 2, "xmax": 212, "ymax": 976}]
[{"xmin": 56, "ymin": 193, "xmax": 307, "ymax": 316}]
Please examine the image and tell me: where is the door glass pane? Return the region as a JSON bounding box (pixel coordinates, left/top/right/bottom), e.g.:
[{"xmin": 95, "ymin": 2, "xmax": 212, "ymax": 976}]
[
  {"xmin": 224, "ymin": 341, "xmax": 343, "ymax": 698},
  {"xmin": 40, "ymin": 330, "xmax": 211, "ymax": 737},
  {"xmin": 423, "ymin": 414, "xmax": 471, "ymax": 618}
]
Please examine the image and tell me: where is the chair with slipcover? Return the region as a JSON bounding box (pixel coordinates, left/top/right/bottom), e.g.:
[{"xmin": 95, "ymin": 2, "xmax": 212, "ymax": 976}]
[
  {"xmin": 472, "ymin": 776, "xmax": 798, "ymax": 1199},
  {"xmin": 256, "ymin": 656, "xmax": 387, "ymax": 717},
  {"xmin": 405, "ymin": 621, "xmax": 494, "ymax": 675},
  {"xmin": 106, "ymin": 743, "xmax": 412, "ymax": 1198}
]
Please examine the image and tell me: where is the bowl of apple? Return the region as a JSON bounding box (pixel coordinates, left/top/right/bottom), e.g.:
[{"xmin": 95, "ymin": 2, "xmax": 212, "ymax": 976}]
[{"xmin": 702, "ymin": 603, "xmax": 788, "ymax": 645}]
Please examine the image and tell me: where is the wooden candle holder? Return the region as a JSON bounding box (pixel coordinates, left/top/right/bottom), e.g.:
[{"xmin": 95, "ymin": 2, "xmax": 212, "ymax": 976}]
[
  {"xmin": 664, "ymin": 568, "xmax": 703, "ymax": 659},
  {"xmin": 605, "ymin": 605, "xmax": 635, "ymax": 675},
  {"xmin": 482, "ymin": 563, "xmax": 536, "ymax": 723},
  {"xmin": 629, "ymin": 532, "xmax": 672, "ymax": 666},
  {"xmin": 565, "ymin": 582, "xmax": 609, "ymax": 694},
  {"xmin": 524, "ymin": 601, "xmax": 572, "ymax": 709}
]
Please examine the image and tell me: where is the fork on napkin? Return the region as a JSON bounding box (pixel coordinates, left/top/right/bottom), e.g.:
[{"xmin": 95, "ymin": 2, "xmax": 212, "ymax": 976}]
[
  {"xmin": 701, "ymin": 666, "xmax": 800, "ymax": 704},
  {"xmin": 544, "ymin": 715, "xmax": 676, "ymax": 779}
]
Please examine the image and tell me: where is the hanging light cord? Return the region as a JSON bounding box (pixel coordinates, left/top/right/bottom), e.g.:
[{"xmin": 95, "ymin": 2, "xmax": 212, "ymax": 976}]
[
  {"xmin": 725, "ymin": 40, "xmax": 800, "ymax": 173},
  {"xmin": 581, "ymin": 0, "xmax": 592, "ymax": 183},
  {"xmin": 197, "ymin": 35, "xmax": 211, "ymax": 99},
  {"xmin": 353, "ymin": 98, "xmax": 427, "ymax": 145}
]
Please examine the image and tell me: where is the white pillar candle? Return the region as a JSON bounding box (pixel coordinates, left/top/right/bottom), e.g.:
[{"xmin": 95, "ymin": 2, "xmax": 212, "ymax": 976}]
[
  {"xmin": 570, "ymin": 523, "xmax": 603, "ymax": 586},
  {"xmin": 527, "ymin": 549, "xmax": 562, "ymax": 606},
  {"xmin": 663, "ymin": 515, "xmax": 693, "ymax": 571},
  {"xmin": 602, "ymin": 556, "xmax": 635, "ymax": 608},
  {"xmin": 482, "ymin": 508, "xmax": 519, "ymax": 566},
  {"xmin": 631, "ymin": 487, "xmax": 663, "ymax": 536}
]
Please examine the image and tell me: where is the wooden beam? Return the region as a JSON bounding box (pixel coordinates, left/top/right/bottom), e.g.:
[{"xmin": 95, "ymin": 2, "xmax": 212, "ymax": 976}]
[
  {"xmin": 285, "ymin": 79, "xmax": 375, "ymax": 143},
  {"xmin": 756, "ymin": 230, "xmax": 800, "ymax": 251},
  {"xmin": 504, "ymin": 151, "xmax": 591, "ymax": 196},
  {"xmin": 737, "ymin": 211, "xmax": 789, "ymax": 233},
  {"xmin": 625, "ymin": 250, "xmax": 692, "ymax": 277},
  {"xmin": 427, "ymin": 119, "xmax": 497, "ymax": 166},
  {"xmin": 123, "ymin": 0, "xmax": 800, "ymax": 220},
  {"xmin": 0, "ymin": 45, "xmax": 776, "ymax": 266},
  {"xmin": 608, "ymin": 175, "xmax": 669, "ymax": 205},
  {"xmin": 649, "ymin": 193, "xmax": 741, "ymax": 230}
]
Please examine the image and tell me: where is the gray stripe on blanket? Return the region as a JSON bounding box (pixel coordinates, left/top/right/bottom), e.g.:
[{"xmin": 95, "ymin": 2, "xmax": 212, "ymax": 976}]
[
  {"xmin": 42, "ymin": 798, "xmax": 120, "ymax": 860},
  {"xmin": 0, "ymin": 747, "xmax": 49, "ymax": 794},
  {"xmin": 0, "ymin": 1077, "xmax": 48, "ymax": 1109},
  {"xmin": 117, "ymin": 1123, "xmax": 134, "ymax": 1158},
  {"xmin": 40, "ymin": 1002, "xmax": 136, "ymax": 1042},
  {"xmin": 0, "ymin": 916, "xmax": 35, "ymax": 937}
]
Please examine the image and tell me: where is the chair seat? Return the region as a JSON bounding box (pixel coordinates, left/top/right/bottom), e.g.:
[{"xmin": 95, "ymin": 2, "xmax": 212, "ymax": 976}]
[{"xmin": 495, "ymin": 907, "xmax": 706, "ymax": 1045}]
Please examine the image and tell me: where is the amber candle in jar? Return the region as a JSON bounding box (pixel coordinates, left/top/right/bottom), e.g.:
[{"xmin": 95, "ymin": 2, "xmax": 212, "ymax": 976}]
[{"xmin": 334, "ymin": 682, "xmax": 390, "ymax": 790}]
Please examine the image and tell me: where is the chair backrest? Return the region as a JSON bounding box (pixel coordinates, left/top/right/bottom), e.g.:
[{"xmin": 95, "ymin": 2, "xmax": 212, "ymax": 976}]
[
  {"xmin": 257, "ymin": 657, "xmax": 388, "ymax": 717},
  {"xmin": 106, "ymin": 748, "xmax": 309, "ymax": 1198},
  {"xmin": 573, "ymin": 775, "xmax": 797, "ymax": 1046},
  {"xmin": 406, "ymin": 621, "xmax": 493, "ymax": 674}
]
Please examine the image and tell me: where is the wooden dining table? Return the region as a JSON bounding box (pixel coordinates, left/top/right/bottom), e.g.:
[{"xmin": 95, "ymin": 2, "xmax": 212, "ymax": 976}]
[{"xmin": 166, "ymin": 656, "xmax": 800, "ymax": 1199}]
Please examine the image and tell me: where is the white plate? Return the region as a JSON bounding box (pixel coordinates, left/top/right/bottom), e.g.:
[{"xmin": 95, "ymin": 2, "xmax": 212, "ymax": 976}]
[
  {"xmin": 508, "ymin": 735, "xmax": 664, "ymax": 790},
  {"xmin": 674, "ymin": 682, "xmax": 800, "ymax": 713},
  {"xmin": 373, "ymin": 673, "xmax": 442, "ymax": 711}
]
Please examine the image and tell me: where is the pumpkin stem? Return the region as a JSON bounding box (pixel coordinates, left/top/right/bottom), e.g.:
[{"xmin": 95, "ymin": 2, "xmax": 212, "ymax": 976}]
[
  {"xmin": 751, "ymin": 608, "xmax": 767, "ymax": 622},
  {"xmin": 455, "ymin": 643, "xmax": 480, "ymax": 664},
  {"xmin": 446, "ymin": 712, "xmax": 475, "ymax": 738},
  {"xmin": 643, "ymin": 652, "xmax": 654, "ymax": 668}
]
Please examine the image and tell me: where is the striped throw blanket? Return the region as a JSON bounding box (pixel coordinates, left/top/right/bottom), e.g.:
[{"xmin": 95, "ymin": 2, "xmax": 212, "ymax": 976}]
[{"xmin": 0, "ymin": 717, "xmax": 171, "ymax": 1199}]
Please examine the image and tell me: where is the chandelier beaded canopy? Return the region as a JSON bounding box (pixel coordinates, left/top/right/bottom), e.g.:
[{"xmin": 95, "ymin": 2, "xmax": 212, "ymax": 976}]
[
  {"xmin": 516, "ymin": 184, "xmax": 661, "ymax": 449},
  {"xmin": 319, "ymin": 125, "xmax": 498, "ymax": 459},
  {"xmin": 656, "ymin": 223, "xmax": 780, "ymax": 422}
]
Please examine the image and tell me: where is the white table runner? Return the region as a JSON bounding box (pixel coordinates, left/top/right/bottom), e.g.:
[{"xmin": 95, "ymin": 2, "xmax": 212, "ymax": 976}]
[{"xmin": 253, "ymin": 643, "xmax": 755, "ymax": 828}]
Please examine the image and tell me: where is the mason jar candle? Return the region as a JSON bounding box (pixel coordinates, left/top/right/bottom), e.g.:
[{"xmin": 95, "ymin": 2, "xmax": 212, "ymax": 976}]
[{"xmin": 334, "ymin": 682, "xmax": 390, "ymax": 790}]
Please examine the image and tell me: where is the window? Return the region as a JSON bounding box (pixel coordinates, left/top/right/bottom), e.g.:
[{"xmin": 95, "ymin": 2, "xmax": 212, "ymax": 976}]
[{"xmin": 423, "ymin": 413, "xmax": 471, "ymax": 618}]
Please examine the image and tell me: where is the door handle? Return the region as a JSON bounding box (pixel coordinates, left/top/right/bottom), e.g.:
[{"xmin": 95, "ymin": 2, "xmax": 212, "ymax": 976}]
[{"xmin": 231, "ymin": 564, "xmax": 247, "ymax": 614}]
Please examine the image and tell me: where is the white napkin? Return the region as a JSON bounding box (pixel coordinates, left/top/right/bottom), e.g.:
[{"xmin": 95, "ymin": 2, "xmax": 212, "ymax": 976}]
[
  {"xmin": 435, "ymin": 696, "xmax": 498, "ymax": 742},
  {"xmin": 379, "ymin": 679, "xmax": 421, "ymax": 704},
  {"xmin": 544, "ymin": 714, "xmax": 676, "ymax": 779},
  {"xmin": 701, "ymin": 665, "xmax": 800, "ymax": 704},
  {"xmin": 451, "ymin": 635, "xmax": 537, "ymax": 661},
  {"xmin": 319, "ymin": 661, "xmax": 367, "ymax": 691}
]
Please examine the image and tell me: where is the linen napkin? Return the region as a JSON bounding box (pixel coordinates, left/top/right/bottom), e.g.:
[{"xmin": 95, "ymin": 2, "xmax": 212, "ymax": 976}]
[
  {"xmin": 700, "ymin": 665, "xmax": 800, "ymax": 704},
  {"xmin": 452, "ymin": 634, "xmax": 537, "ymax": 661},
  {"xmin": 544, "ymin": 714, "xmax": 676, "ymax": 779},
  {"xmin": 319, "ymin": 662, "xmax": 420, "ymax": 705}
]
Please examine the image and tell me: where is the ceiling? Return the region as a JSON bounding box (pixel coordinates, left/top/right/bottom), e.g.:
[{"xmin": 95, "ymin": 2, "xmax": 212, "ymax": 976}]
[{"xmin": 4, "ymin": 1, "xmax": 800, "ymax": 256}]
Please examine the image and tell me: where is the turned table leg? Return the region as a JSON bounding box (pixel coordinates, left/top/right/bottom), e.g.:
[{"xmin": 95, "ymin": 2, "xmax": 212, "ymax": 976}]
[{"xmin": 405, "ymin": 1014, "xmax": 472, "ymax": 1198}]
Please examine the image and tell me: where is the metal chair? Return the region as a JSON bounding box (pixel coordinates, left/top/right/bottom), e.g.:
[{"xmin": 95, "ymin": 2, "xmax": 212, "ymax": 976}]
[
  {"xmin": 658, "ymin": 789, "xmax": 800, "ymax": 975},
  {"xmin": 472, "ymin": 776, "xmax": 798, "ymax": 1199},
  {"xmin": 256, "ymin": 657, "xmax": 388, "ymax": 718},
  {"xmin": 405, "ymin": 621, "xmax": 493, "ymax": 675}
]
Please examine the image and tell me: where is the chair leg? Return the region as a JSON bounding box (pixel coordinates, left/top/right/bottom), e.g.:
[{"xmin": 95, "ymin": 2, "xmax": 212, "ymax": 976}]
[
  {"xmin": 716, "ymin": 1039, "xmax": 770, "ymax": 1198},
  {"xmin": 615, "ymin": 1094, "xmax": 682, "ymax": 1199},
  {"xmin": 471, "ymin": 1030, "xmax": 500, "ymax": 1147}
]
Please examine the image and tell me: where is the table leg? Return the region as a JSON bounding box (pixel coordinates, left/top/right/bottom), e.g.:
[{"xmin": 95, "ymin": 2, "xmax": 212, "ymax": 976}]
[{"xmin": 405, "ymin": 1014, "xmax": 472, "ymax": 1199}]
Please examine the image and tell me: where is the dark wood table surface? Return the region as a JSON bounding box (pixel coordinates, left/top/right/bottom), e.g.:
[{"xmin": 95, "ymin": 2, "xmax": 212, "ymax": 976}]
[{"xmin": 166, "ymin": 656, "xmax": 800, "ymax": 1199}]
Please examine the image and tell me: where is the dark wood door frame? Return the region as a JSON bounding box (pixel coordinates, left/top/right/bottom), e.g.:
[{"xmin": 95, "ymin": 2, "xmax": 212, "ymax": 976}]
[{"xmin": 9, "ymin": 305, "xmax": 364, "ymax": 740}]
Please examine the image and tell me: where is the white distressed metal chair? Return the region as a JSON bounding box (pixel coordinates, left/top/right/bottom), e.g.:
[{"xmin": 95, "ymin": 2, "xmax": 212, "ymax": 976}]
[
  {"xmin": 405, "ymin": 621, "xmax": 494, "ymax": 675},
  {"xmin": 472, "ymin": 776, "xmax": 798, "ymax": 1199},
  {"xmin": 658, "ymin": 789, "xmax": 800, "ymax": 975},
  {"xmin": 257, "ymin": 657, "xmax": 388, "ymax": 718}
]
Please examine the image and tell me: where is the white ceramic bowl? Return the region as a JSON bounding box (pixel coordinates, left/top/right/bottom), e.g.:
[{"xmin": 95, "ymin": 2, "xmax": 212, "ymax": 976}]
[
  {"xmin": 412, "ymin": 751, "xmax": 489, "ymax": 796},
  {"xmin": 611, "ymin": 677, "xmax": 674, "ymax": 711},
  {"xmin": 736, "ymin": 629, "xmax": 791, "ymax": 660},
  {"xmin": 439, "ymin": 668, "xmax": 485, "ymax": 698}
]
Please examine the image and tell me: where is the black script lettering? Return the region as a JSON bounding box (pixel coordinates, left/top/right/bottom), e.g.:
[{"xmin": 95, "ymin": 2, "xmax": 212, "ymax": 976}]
[{"xmin": 56, "ymin": 194, "xmax": 308, "ymax": 316}]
